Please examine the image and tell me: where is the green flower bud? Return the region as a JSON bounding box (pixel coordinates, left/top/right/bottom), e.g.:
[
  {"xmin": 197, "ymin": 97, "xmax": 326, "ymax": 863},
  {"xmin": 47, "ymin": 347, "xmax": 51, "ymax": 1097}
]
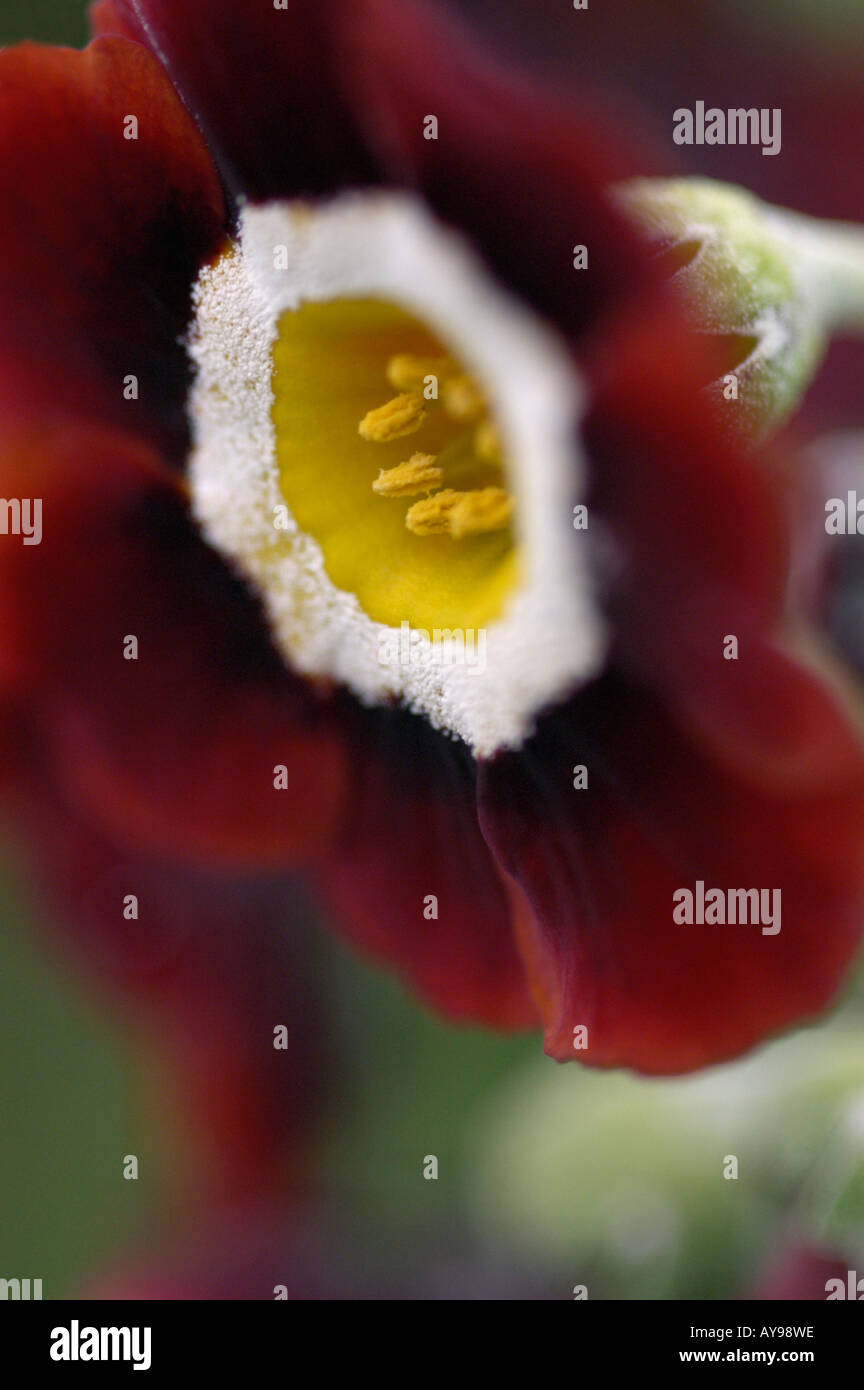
[{"xmin": 617, "ymin": 177, "xmax": 864, "ymax": 439}]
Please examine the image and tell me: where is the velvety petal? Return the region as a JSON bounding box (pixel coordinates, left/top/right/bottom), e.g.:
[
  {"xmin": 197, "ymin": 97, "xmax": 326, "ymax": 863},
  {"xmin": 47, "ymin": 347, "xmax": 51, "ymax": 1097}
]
[
  {"xmin": 309, "ymin": 702, "xmax": 537, "ymax": 1030},
  {"xmin": 0, "ymin": 37, "xmax": 224, "ymax": 462},
  {"xmin": 0, "ymin": 426, "xmax": 528, "ymax": 1017},
  {"xmin": 481, "ymin": 0, "xmax": 864, "ymax": 224},
  {"xmin": 98, "ymin": 0, "xmax": 656, "ymax": 338},
  {"xmin": 581, "ymin": 306, "xmax": 859, "ymax": 788},
  {"xmin": 0, "ymin": 422, "xmax": 346, "ymax": 867},
  {"xmin": 91, "ymin": 0, "xmax": 379, "ymax": 197},
  {"xmin": 584, "ymin": 303, "xmax": 787, "ymax": 669},
  {"xmin": 7, "ymin": 758, "xmax": 333, "ymax": 1207},
  {"xmin": 478, "ymin": 656, "xmax": 864, "ymax": 1075},
  {"xmin": 89, "ymin": 0, "xmax": 147, "ymax": 43}
]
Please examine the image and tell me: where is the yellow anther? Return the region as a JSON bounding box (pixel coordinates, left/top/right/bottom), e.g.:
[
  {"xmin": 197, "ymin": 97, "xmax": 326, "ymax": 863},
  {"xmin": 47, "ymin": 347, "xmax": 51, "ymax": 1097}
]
[
  {"xmin": 405, "ymin": 486, "xmax": 513, "ymax": 539},
  {"xmin": 450, "ymin": 487, "xmax": 513, "ymax": 539},
  {"xmin": 405, "ymin": 489, "xmax": 463, "ymax": 535},
  {"xmin": 359, "ymin": 392, "xmax": 427, "ymax": 443},
  {"xmin": 474, "ymin": 419, "xmax": 501, "ymax": 463},
  {"xmin": 385, "ymin": 354, "xmax": 455, "ymax": 393},
  {"xmin": 372, "ymin": 453, "xmax": 443, "ymax": 497},
  {"xmin": 442, "ymin": 374, "xmax": 485, "ymax": 422}
]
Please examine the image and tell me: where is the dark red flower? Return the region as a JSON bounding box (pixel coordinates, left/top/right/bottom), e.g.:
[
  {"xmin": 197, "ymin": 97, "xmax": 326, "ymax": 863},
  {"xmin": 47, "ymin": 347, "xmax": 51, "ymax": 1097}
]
[
  {"xmin": 1, "ymin": 0, "xmax": 863, "ymax": 1076},
  {"xmin": 5, "ymin": 723, "xmax": 334, "ymax": 1208}
]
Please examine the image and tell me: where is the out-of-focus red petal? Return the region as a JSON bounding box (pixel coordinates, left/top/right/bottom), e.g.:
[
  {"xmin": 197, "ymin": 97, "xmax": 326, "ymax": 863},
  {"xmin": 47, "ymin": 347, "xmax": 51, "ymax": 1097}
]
[
  {"xmin": 0, "ymin": 423, "xmax": 346, "ymax": 867},
  {"xmin": 89, "ymin": 0, "xmax": 146, "ymax": 42},
  {"xmin": 582, "ymin": 307, "xmax": 862, "ymax": 788},
  {"xmin": 309, "ymin": 703, "xmax": 537, "ymax": 1030},
  {"xmin": 584, "ymin": 304, "xmax": 787, "ymax": 672},
  {"xmin": 478, "ymin": 656, "xmax": 864, "ymax": 1075},
  {"xmin": 8, "ymin": 760, "xmax": 333, "ymax": 1208},
  {"xmin": 0, "ymin": 422, "xmax": 534, "ymax": 1023},
  {"xmin": 91, "ymin": 0, "xmax": 379, "ymax": 197},
  {"xmin": 0, "ymin": 37, "xmax": 224, "ymax": 463},
  {"xmin": 100, "ymin": 0, "xmax": 654, "ymax": 338}
]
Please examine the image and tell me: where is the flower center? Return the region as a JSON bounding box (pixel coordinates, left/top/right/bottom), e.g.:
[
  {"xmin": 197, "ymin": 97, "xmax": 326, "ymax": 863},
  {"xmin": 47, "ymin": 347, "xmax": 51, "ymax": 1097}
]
[
  {"xmin": 187, "ymin": 193, "xmax": 604, "ymax": 755},
  {"xmin": 271, "ymin": 297, "xmax": 518, "ymax": 633}
]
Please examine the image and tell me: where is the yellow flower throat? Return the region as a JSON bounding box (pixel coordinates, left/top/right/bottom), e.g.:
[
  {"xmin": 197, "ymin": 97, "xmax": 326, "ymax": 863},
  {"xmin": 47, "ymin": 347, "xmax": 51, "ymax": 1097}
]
[{"xmin": 271, "ymin": 298, "xmax": 519, "ymax": 632}]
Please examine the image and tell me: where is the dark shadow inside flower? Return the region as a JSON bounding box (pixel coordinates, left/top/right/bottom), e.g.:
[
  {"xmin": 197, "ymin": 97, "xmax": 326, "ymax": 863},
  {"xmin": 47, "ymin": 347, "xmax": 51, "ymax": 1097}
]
[
  {"xmin": 652, "ymin": 237, "xmax": 704, "ymax": 277},
  {"xmin": 695, "ymin": 332, "xmax": 762, "ymax": 384}
]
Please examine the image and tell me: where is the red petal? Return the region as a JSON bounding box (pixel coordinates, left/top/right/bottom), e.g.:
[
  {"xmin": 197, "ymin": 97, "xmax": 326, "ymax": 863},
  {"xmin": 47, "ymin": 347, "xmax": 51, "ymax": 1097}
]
[
  {"xmin": 89, "ymin": 0, "xmax": 145, "ymax": 42},
  {"xmin": 0, "ymin": 422, "xmax": 346, "ymax": 867},
  {"xmin": 583, "ymin": 303, "xmax": 787, "ymax": 673},
  {"xmin": 0, "ymin": 38, "xmax": 224, "ymax": 462},
  {"xmin": 0, "ymin": 418, "xmax": 533, "ymax": 1021},
  {"xmin": 309, "ymin": 703, "xmax": 538, "ymax": 1030},
  {"xmin": 92, "ymin": 0, "xmax": 379, "ymax": 197},
  {"xmin": 582, "ymin": 308, "xmax": 857, "ymax": 789},
  {"xmin": 478, "ymin": 656, "xmax": 864, "ymax": 1075},
  {"xmin": 101, "ymin": 0, "xmax": 655, "ymax": 337},
  {"xmin": 11, "ymin": 760, "xmax": 332, "ymax": 1207}
]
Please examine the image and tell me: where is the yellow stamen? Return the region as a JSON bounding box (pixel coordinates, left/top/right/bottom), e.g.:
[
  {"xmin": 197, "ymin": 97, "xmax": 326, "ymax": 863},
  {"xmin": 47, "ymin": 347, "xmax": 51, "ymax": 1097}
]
[
  {"xmin": 385, "ymin": 353, "xmax": 456, "ymax": 393},
  {"xmin": 405, "ymin": 486, "xmax": 513, "ymax": 539},
  {"xmin": 450, "ymin": 487, "xmax": 514, "ymax": 539},
  {"xmin": 363, "ymin": 345, "xmax": 512, "ymax": 543},
  {"xmin": 359, "ymin": 392, "xmax": 427, "ymax": 443},
  {"xmin": 372, "ymin": 453, "xmax": 443, "ymax": 497},
  {"xmin": 442, "ymin": 374, "xmax": 485, "ymax": 423},
  {"xmin": 474, "ymin": 419, "xmax": 501, "ymax": 463},
  {"xmin": 405, "ymin": 489, "xmax": 463, "ymax": 535}
]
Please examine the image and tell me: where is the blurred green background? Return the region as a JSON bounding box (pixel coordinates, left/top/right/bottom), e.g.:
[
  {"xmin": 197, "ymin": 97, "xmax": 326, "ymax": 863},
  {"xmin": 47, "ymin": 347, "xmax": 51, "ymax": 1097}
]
[
  {"xmin": 2, "ymin": 0, "xmax": 864, "ymax": 1301},
  {"xmin": 0, "ymin": 1, "xmax": 87, "ymax": 46}
]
